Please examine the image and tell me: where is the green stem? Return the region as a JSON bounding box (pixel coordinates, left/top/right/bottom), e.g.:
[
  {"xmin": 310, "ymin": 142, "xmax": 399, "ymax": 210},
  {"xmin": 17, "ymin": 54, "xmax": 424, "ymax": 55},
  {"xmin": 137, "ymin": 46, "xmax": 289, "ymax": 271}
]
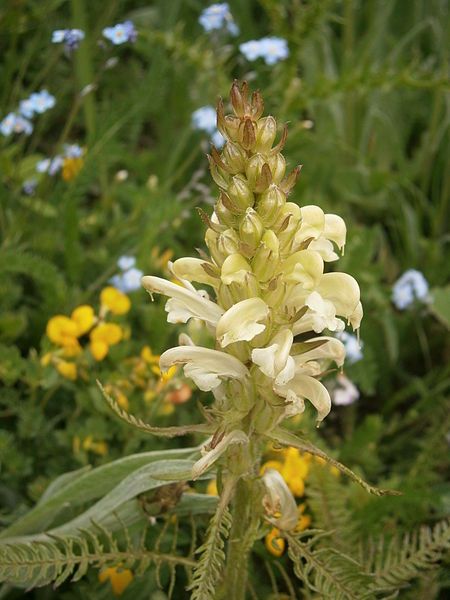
[{"xmin": 225, "ymin": 478, "xmax": 255, "ymax": 600}]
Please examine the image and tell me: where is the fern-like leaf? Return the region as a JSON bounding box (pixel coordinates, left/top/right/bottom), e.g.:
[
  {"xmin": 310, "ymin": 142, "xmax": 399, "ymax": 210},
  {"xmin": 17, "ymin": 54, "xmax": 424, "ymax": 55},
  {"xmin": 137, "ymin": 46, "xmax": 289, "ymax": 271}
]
[
  {"xmin": 366, "ymin": 519, "xmax": 450, "ymax": 593},
  {"xmin": 286, "ymin": 530, "xmax": 375, "ymax": 600},
  {"xmin": 0, "ymin": 526, "xmax": 195, "ymax": 589},
  {"xmin": 98, "ymin": 381, "xmax": 212, "ymax": 437},
  {"xmin": 187, "ymin": 485, "xmax": 234, "ymax": 600}
]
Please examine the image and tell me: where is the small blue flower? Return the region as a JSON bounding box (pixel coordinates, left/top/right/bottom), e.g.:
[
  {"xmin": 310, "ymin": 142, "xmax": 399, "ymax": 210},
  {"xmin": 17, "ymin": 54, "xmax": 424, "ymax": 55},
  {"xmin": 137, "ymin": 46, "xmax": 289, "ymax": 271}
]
[
  {"xmin": 110, "ymin": 267, "xmax": 143, "ymax": 293},
  {"xmin": 19, "ymin": 98, "xmax": 35, "ymax": 119},
  {"xmin": 192, "ymin": 106, "xmax": 225, "ymax": 147},
  {"xmin": 239, "ymin": 36, "xmax": 289, "ymax": 65},
  {"xmin": 392, "ymin": 269, "xmax": 430, "ymax": 310},
  {"xmin": 36, "ymin": 156, "xmax": 63, "ymax": 176},
  {"xmin": 336, "ymin": 331, "xmax": 363, "ymax": 365},
  {"xmin": 103, "ymin": 21, "xmax": 137, "ymax": 45},
  {"xmin": 27, "ymin": 90, "xmax": 56, "ymax": 115},
  {"xmin": 23, "ymin": 178, "xmax": 37, "ymax": 195},
  {"xmin": 52, "ymin": 29, "xmax": 85, "ymax": 51},
  {"xmin": 117, "ymin": 255, "xmax": 136, "ymax": 271},
  {"xmin": 199, "ymin": 3, "xmax": 239, "ymax": 36},
  {"xmin": 0, "ymin": 113, "xmax": 33, "ymax": 136},
  {"xmin": 64, "ymin": 143, "xmax": 83, "ymax": 158}
]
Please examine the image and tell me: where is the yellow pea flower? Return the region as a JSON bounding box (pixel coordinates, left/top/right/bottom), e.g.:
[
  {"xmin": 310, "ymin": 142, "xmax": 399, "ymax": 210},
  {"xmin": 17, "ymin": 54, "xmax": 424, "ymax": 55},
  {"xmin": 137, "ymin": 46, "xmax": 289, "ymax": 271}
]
[
  {"xmin": 265, "ymin": 528, "xmax": 285, "ymax": 557},
  {"xmin": 46, "ymin": 315, "xmax": 78, "ymax": 347},
  {"xmin": 206, "ymin": 479, "xmax": 218, "ymax": 496},
  {"xmin": 56, "ymin": 360, "xmax": 77, "ymax": 381},
  {"xmin": 89, "ymin": 323, "xmax": 123, "ymax": 361},
  {"xmin": 260, "ymin": 460, "xmax": 284, "ymax": 475},
  {"xmin": 295, "ymin": 503, "xmax": 312, "ymax": 532},
  {"xmin": 62, "ymin": 156, "xmax": 84, "ymax": 182},
  {"xmin": 100, "ymin": 287, "xmax": 131, "ymax": 315},
  {"xmin": 98, "ymin": 566, "xmax": 133, "ymax": 596},
  {"xmin": 71, "ymin": 305, "xmax": 95, "ymax": 336},
  {"xmin": 140, "ymin": 345, "xmax": 160, "ymax": 364},
  {"xmin": 116, "ymin": 390, "xmax": 129, "ymax": 411}
]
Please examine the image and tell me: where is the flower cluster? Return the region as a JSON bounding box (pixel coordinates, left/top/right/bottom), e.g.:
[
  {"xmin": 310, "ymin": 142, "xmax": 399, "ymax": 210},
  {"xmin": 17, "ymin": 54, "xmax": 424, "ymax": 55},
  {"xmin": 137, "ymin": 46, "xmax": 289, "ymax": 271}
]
[
  {"xmin": 0, "ymin": 90, "xmax": 55, "ymax": 137},
  {"xmin": 52, "ymin": 29, "xmax": 85, "ymax": 51},
  {"xmin": 192, "ymin": 106, "xmax": 225, "ymax": 148},
  {"xmin": 110, "ymin": 255, "xmax": 144, "ymax": 293},
  {"xmin": 392, "ymin": 269, "xmax": 430, "ymax": 310},
  {"xmin": 37, "ymin": 143, "xmax": 85, "ymax": 181},
  {"xmin": 103, "ymin": 21, "xmax": 137, "ymax": 45},
  {"xmin": 199, "ymin": 3, "xmax": 239, "ymax": 36},
  {"xmin": 42, "ymin": 287, "xmax": 131, "ymax": 380},
  {"xmin": 240, "ymin": 37, "xmax": 289, "ymax": 65},
  {"xmin": 142, "ymin": 82, "xmax": 363, "ymax": 481}
]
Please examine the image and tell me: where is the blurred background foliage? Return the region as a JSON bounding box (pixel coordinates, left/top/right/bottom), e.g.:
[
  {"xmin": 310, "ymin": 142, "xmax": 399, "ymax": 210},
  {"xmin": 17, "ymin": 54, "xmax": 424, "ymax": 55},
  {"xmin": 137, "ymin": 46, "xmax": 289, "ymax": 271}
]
[{"xmin": 0, "ymin": 0, "xmax": 449, "ymax": 597}]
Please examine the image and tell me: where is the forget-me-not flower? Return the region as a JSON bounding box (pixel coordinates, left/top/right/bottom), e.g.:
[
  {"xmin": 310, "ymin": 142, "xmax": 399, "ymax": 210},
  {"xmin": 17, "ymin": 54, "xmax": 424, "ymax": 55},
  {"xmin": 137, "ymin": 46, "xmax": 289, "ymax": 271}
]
[
  {"xmin": 29, "ymin": 90, "xmax": 56, "ymax": 115},
  {"xmin": 103, "ymin": 21, "xmax": 137, "ymax": 45},
  {"xmin": 336, "ymin": 331, "xmax": 363, "ymax": 365},
  {"xmin": 64, "ymin": 143, "xmax": 84, "ymax": 158},
  {"xmin": 0, "ymin": 113, "xmax": 33, "ymax": 136},
  {"xmin": 36, "ymin": 156, "xmax": 64, "ymax": 176},
  {"xmin": 192, "ymin": 106, "xmax": 225, "ymax": 148},
  {"xmin": 392, "ymin": 269, "xmax": 430, "ymax": 310},
  {"xmin": 117, "ymin": 255, "xmax": 136, "ymax": 271},
  {"xmin": 240, "ymin": 36, "xmax": 289, "ymax": 65},
  {"xmin": 52, "ymin": 29, "xmax": 85, "ymax": 51},
  {"xmin": 199, "ymin": 3, "xmax": 239, "ymax": 36}
]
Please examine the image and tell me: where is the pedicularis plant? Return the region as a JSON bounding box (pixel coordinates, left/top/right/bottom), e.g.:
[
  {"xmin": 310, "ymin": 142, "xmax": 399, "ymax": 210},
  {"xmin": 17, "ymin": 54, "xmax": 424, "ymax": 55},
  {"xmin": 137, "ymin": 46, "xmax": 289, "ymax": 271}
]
[{"xmin": 1, "ymin": 82, "xmax": 404, "ymax": 599}]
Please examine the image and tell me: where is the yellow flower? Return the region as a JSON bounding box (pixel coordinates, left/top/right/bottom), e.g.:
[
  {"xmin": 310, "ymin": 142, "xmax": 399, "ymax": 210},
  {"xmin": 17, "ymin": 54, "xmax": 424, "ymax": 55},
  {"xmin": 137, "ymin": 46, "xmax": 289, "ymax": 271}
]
[
  {"xmin": 295, "ymin": 503, "xmax": 311, "ymax": 532},
  {"xmin": 265, "ymin": 528, "xmax": 285, "ymax": 557},
  {"xmin": 280, "ymin": 448, "xmax": 311, "ymax": 497},
  {"xmin": 153, "ymin": 364, "xmax": 177, "ymax": 385},
  {"xmin": 98, "ymin": 566, "xmax": 133, "ymax": 596},
  {"xmin": 83, "ymin": 436, "xmax": 108, "ymax": 456},
  {"xmin": 116, "ymin": 390, "xmax": 129, "ymax": 411},
  {"xmin": 140, "ymin": 345, "xmax": 160, "ymax": 364},
  {"xmin": 89, "ymin": 323, "xmax": 123, "ymax": 361},
  {"xmin": 144, "ymin": 389, "xmax": 156, "ymax": 402},
  {"xmin": 46, "ymin": 315, "xmax": 78, "ymax": 347},
  {"xmin": 100, "ymin": 287, "xmax": 131, "ymax": 315},
  {"xmin": 62, "ymin": 156, "xmax": 84, "ymax": 182},
  {"xmin": 159, "ymin": 401, "xmax": 175, "ymax": 416},
  {"xmin": 206, "ymin": 479, "xmax": 218, "ymax": 496},
  {"xmin": 56, "ymin": 360, "xmax": 77, "ymax": 380},
  {"xmin": 71, "ymin": 305, "xmax": 95, "ymax": 335},
  {"xmin": 260, "ymin": 460, "xmax": 284, "ymax": 475},
  {"xmin": 41, "ymin": 352, "xmax": 53, "ymax": 367}
]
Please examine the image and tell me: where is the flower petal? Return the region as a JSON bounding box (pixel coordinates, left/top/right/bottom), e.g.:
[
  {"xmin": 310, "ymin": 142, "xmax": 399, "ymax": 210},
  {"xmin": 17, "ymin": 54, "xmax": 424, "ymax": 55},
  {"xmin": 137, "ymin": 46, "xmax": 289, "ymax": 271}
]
[
  {"xmin": 159, "ymin": 345, "xmax": 249, "ymax": 391},
  {"xmin": 293, "ymin": 336, "xmax": 346, "ymax": 368},
  {"xmin": 171, "ymin": 257, "xmax": 219, "ymax": 287},
  {"xmin": 324, "ymin": 214, "xmax": 346, "ymax": 250},
  {"xmin": 216, "ymin": 297, "xmax": 270, "ymax": 347},
  {"xmin": 275, "ymin": 373, "xmax": 331, "ymax": 423},
  {"xmin": 252, "ymin": 329, "xmax": 294, "ymax": 382},
  {"xmin": 317, "ymin": 273, "xmax": 361, "ymax": 322},
  {"xmin": 192, "ymin": 430, "xmax": 248, "ymax": 479},
  {"xmin": 141, "ymin": 275, "xmax": 223, "ymax": 325},
  {"xmin": 262, "ymin": 468, "xmax": 298, "ymax": 530}
]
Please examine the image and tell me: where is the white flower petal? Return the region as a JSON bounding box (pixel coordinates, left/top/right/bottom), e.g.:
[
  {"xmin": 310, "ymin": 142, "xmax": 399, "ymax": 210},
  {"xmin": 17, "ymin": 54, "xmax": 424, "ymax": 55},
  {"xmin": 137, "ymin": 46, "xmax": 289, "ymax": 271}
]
[
  {"xmin": 192, "ymin": 430, "xmax": 248, "ymax": 480},
  {"xmin": 171, "ymin": 257, "xmax": 218, "ymax": 287},
  {"xmin": 216, "ymin": 297, "xmax": 269, "ymax": 347},
  {"xmin": 141, "ymin": 275, "xmax": 223, "ymax": 325},
  {"xmin": 159, "ymin": 345, "xmax": 249, "ymax": 391},
  {"xmin": 275, "ymin": 373, "xmax": 331, "ymax": 422},
  {"xmin": 262, "ymin": 469, "xmax": 298, "ymax": 530},
  {"xmin": 308, "ymin": 238, "xmax": 339, "ymax": 262},
  {"xmin": 317, "ymin": 273, "xmax": 361, "ymax": 322},
  {"xmin": 252, "ymin": 329, "xmax": 294, "ymax": 382},
  {"xmin": 281, "ymin": 249, "xmax": 324, "ymax": 288},
  {"xmin": 293, "ymin": 336, "xmax": 346, "ymax": 368},
  {"xmin": 324, "ymin": 214, "xmax": 346, "ymax": 250}
]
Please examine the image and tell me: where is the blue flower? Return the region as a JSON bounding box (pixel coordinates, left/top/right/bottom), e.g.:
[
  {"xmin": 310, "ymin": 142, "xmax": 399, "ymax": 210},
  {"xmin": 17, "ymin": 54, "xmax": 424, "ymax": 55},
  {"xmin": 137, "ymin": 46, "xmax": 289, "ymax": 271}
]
[
  {"xmin": 0, "ymin": 113, "xmax": 33, "ymax": 136},
  {"xmin": 52, "ymin": 29, "xmax": 85, "ymax": 51},
  {"xmin": 64, "ymin": 143, "xmax": 83, "ymax": 158},
  {"xmin": 103, "ymin": 21, "xmax": 137, "ymax": 45},
  {"xmin": 23, "ymin": 179, "xmax": 37, "ymax": 195},
  {"xmin": 110, "ymin": 267, "xmax": 143, "ymax": 293},
  {"xmin": 336, "ymin": 331, "xmax": 363, "ymax": 365},
  {"xmin": 28, "ymin": 90, "xmax": 56, "ymax": 115},
  {"xmin": 392, "ymin": 269, "xmax": 430, "ymax": 310},
  {"xmin": 240, "ymin": 36, "xmax": 289, "ymax": 65},
  {"xmin": 19, "ymin": 98, "xmax": 35, "ymax": 119},
  {"xmin": 117, "ymin": 255, "xmax": 136, "ymax": 271},
  {"xmin": 199, "ymin": 3, "xmax": 239, "ymax": 36},
  {"xmin": 192, "ymin": 106, "xmax": 225, "ymax": 148},
  {"xmin": 36, "ymin": 156, "xmax": 63, "ymax": 176}
]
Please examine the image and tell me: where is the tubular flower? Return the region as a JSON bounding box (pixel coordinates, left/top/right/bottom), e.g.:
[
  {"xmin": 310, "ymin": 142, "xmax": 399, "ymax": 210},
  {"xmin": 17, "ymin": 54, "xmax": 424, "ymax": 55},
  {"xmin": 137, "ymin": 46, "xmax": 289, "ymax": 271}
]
[{"xmin": 141, "ymin": 82, "xmax": 363, "ymax": 479}]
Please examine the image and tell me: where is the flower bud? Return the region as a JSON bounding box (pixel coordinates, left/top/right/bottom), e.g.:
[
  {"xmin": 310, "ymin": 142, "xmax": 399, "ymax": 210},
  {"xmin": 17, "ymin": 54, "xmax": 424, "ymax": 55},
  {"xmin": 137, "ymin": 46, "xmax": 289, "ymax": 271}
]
[
  {"xmin": 257, "ymin": 184, "xmax": 285, "ymax": 226},
  {"xmin": 228, "ymin": 175, "xmax": 254, "ymax": 211},
  {"xmin": 215, "ymin": 194, "xmax": 236, "ymax": 228},
  {"xmin": 225, "ymin": 115, "xmax": 240, "ymax": 141},
  {"xmin": 222, "ymin": 142, "xmax": 247, "ymax": 174},
  {"xmin": 239, "ymin": 208, "xmax": 264, "ymax": 250},
  {"xmin": 252, "ymin": 230, "xmax": 280, "ymax": 282},
  {"xmin": 266, "ymin": 153, "xmax": 286, "ymax": 184},
  {"xmin": 218, "ymin": 228, "xmax": 240, "ymax": 258},
  {"xmin": 245, "ymin": 153, "xmax": 267, "ymax": 189},
  {"xmin": 205, "ymin": 228, "xmax": 223, "ymax": 266},
  {"xmin": 255, "ymin": 116, "xmax": 277, "ymax": 153}
]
